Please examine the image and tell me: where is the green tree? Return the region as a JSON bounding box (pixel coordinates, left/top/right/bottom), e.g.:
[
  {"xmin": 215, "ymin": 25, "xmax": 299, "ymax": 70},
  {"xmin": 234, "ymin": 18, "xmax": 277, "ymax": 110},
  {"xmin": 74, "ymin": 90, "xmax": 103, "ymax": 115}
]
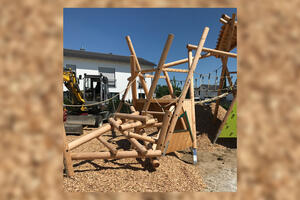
[{"xmin": 155, "ymin": 76, "xmax": 182, "ymax": 98}]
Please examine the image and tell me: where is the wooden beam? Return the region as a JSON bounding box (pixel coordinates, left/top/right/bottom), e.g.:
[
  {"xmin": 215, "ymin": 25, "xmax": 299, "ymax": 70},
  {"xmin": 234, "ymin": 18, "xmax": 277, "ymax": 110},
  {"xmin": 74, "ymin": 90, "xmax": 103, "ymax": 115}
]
[
  {"xmin": 127, "ymin": 137, "xmax": 148, "ymax": 155},
  {"xmin": 68, "ymin": 123, "xmax": 112, "ymax": 150},
  {"xmin": 163, "ymin": 71, "xmax": 175, "ymax": 97},
  {"xmin": 125, "ymin": 36, "xmax": 149, "ymax": 96},
  {"xmin": 122, "ymin": 131, "xmax": 157, "ymax": 143},
  {"xmin": 142, "ymin": 34, "xmax": 174, "ymax": 113},
  {"xmin": 163, "ymin": 68, "xmax": 189, "ymax": 73},
  {"xmin": 144, "ymin": 74, "xmax": 166, "ymax": 79},
  {"xmin": 114, "ymin": 113, "xmax": 147, "ymax": 123},
  {"xmin": 108, "ymin": 118, "xmax": 122, "ymax": 130},
  {"xmin": 141, "ymin": 111, "xmax": 166, "ymax": 115},
  {"xmin": 71, "ymin": 150, "xmax": 162, "ymax": 160},
  {"xmin": 97, "ymin": 137, "xmax": 118, "ymax": 155},
  {"xmin": 164, "ymin": 58, "xmax": 189, "ymax": 68},
  {"xmin": 188, "ymin": 49, "xmax": 197, "ymax": 149},
  {"xmin": 163, "ymin": 27, "xmax": 209, "ymax": 151},
  {"xmin": 156, "ymin": 110, "xmax": 172, "ymax": 150},
  {"xmin": 119, "ymin": 118, "xmax": 156, "ymax": 131},
  {"xmin": 130, "ymin": 56, "xmax": 137, "ymax": 107},
  {"xmin": 187, "ymin": 45, "xmax": 237, "ymax": 58}
]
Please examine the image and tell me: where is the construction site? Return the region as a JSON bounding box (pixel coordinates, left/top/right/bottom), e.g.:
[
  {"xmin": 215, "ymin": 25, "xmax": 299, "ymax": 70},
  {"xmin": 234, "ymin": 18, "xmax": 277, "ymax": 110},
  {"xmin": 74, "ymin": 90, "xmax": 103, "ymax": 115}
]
[{"xmin": 63, "ymin": 12, "xmax": 237, "ymax": 192}]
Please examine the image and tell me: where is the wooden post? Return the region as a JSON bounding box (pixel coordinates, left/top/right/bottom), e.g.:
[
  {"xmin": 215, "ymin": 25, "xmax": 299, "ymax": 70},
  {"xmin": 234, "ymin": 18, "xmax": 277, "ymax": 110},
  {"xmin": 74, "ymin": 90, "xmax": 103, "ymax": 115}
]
[
  {"xmin": 163, "ymin": 27, "xmax": 209, "ymax": 150},
  {"xmin": 125, "ymin": 36, "xmax": 149, "ymax": 96},
  {"xmin": 156, "ymin": 110, "xmax": 172, "ymax": 150},
  {"xmin": 142, "ymin": 34, "xmax": 174, "ymax": 113},
  {"xmin": 119, "ymin": 118, "xmax": 156, "ymax": 131},
  {"xmin": 130, "ymin": 56, "xmax": 137, "ymax": 107},
  {"xmin": 188, "ymin": 49, "xmax": 197, "ymax": 149},
  {"xmin": 63, "ymin": 126, "xmax": 74, "ymax": 177}
]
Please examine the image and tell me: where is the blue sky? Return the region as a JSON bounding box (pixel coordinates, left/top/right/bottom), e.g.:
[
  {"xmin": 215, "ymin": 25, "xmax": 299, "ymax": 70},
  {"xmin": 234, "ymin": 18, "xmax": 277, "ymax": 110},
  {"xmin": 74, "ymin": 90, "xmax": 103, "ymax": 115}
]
[{"xmin": 64, "ymin": 8, "xmax": 237, "ymax": 87}]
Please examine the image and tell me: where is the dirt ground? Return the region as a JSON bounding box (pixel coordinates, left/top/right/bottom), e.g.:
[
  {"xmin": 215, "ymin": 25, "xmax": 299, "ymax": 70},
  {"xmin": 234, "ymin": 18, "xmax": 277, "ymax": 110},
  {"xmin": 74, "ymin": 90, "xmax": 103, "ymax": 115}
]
[{"xmin": 63, "ymin": 104, "xmax": 237, "ymax": 192}]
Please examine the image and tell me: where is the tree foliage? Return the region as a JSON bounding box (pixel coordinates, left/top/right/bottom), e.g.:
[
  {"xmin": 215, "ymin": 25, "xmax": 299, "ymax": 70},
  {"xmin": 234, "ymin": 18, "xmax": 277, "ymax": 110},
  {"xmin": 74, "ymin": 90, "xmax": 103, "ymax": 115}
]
[{"xmin": 155, "ymin": 76, "xmax": 182, "ymax": 98}]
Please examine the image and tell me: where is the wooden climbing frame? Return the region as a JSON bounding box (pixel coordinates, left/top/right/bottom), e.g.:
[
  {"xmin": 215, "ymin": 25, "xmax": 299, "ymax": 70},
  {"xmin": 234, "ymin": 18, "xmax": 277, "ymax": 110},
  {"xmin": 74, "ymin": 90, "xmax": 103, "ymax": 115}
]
[{"xmin": 63, "ymin": 13, "xmax": 238, "ymax": 177}]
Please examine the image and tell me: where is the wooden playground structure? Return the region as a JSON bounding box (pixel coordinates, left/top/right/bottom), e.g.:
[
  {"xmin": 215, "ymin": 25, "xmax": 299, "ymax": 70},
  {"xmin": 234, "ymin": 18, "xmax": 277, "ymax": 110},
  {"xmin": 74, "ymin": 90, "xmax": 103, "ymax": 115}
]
[{"xmin": 63, "ymin": 14, "xmax": 237, "ymax": 177}]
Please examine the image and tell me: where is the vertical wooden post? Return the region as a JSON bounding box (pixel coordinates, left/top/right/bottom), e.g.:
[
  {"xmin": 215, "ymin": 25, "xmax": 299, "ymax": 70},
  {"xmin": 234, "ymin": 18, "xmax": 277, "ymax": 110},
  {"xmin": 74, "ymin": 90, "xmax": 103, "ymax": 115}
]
[
  {"xmin": 163, "ymin": 27, "xmax": 209, "ymax": 150},
  {"xmin": 213, "ymin": 57, "xmax": 228, "ymax": 122},
  {"xmin": 142, "ymin": 34, "xmax": 174, "ymax": 113},
  {"xmin": 188, "ymin": 50, "xmax": 197, "ymax": 148},
  {"xmin": 130, "ymin": 55, "xmax": 137, "ymax": 107},
  {"xmin": 156, "ymin": 110, "xmax": 172, "ymax": 150},
  {"xmin": 63, "ymin": 126, "xmax": 74, "ymax": 177},
  {"xmin": 125, "ymin": 36, "xmax": 149, "ymax": 96}
]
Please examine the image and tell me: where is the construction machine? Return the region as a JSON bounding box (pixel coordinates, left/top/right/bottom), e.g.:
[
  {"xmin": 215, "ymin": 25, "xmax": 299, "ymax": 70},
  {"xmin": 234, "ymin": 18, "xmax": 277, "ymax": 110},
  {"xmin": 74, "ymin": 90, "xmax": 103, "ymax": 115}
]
[{"xmin": 63, "ymin": 68, "xmax": 110, "ymax": 135}]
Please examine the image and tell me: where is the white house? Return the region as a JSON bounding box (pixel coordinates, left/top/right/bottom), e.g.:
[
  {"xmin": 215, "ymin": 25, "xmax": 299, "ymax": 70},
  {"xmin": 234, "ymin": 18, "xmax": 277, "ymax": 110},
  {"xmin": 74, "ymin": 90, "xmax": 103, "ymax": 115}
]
[
  {"xmin": 63, "ymin": 48, "xmax": 156, "ymax": 101},
  {"xmin": 194, "ymin": 84, "xmax": 218, "ymax": 101}
]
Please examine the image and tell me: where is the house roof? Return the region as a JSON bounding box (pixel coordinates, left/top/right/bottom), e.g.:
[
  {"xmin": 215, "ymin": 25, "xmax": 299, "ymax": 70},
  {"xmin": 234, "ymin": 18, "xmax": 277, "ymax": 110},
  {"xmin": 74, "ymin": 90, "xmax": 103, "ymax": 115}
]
[{"xmin": 64, "ymin": 48, "xmax": 156, "ymax": 66}]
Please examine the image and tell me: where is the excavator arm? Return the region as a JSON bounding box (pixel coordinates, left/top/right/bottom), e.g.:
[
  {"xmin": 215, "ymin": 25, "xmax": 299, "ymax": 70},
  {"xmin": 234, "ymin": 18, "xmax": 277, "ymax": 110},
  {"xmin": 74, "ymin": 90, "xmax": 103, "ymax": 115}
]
[{"xmin": 63, "ymin": 68, "xmax": 87, "ymax": 112}]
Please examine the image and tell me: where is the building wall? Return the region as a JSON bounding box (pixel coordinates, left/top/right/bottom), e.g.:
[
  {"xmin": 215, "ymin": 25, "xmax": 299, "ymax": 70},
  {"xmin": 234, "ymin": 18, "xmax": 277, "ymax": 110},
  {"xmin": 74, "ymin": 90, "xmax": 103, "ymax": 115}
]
[{"xmin": 63, "ymin": 56, "xmax": 154, "ymax": 101}]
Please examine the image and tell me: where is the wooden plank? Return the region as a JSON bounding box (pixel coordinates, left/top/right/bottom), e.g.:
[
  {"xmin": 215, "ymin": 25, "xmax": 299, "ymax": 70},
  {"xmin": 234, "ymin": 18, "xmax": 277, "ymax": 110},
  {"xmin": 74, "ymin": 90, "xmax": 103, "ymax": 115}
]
[
  {"xmin": 71, "ymin": 150, "xmax": 162, "ymax": 160},
  {"xmin": 97, "ymin": 137, "xmax": 117, "ymax": 155},
  {"xmin": 130, "ymin": 56, "xmax": 137, "ymax": 107},
  {"xmin": 114, "ymin": 112, "xmax": 147, "ymax": 123},
  {"xmin": 166, "ymin": 131, "xmax": 193, "ymax": 153},
  {"xmin": 142, "ymin": 34, "xmax": 174, "ymax": 113},
  {"xmin": 125, "ymin": 35, "xmax": 149, "ymax": 96}
]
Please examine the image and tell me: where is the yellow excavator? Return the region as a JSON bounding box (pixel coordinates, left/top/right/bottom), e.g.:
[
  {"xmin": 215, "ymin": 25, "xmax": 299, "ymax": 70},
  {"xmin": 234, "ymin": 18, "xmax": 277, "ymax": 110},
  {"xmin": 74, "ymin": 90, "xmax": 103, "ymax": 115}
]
[
  {"xmin": 63, "ymin": 68, "xmax": 87, "ymax": 112},
  {"xmin": 63, "ymin": 68, "xmax": 110, "ymax": 134}
]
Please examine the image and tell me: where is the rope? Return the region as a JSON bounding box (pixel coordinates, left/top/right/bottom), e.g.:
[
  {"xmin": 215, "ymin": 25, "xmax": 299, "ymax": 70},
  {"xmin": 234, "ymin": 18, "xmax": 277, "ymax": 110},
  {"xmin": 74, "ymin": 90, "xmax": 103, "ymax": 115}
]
[{"xmin": 63, "ymin": 72, "xmax": 140, "ymax": 108}]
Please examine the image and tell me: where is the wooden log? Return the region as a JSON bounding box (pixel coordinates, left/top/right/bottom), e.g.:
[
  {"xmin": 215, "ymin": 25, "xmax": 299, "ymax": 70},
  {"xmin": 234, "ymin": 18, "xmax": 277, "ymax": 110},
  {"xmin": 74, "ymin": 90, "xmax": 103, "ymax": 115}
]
[
  {"xmin": 129, "ymin": 105, "xmax": 136, "ymax": 112},
  {"xmin": 114, "ymin": 113, "xmax": 147, "ymax": 123},
  {"xmin": 125, "ymin": 36, "xmax": 149, "ymax": 96},
  {"xmin": 162, "ymin": 71, "xmax": 175, "ymax": 97},
  {"xmin": 164, "ymin": 27, "xmax": 209, "ymax": 150},
  {"xmin": 142, "ymin": 34, "xmax": 174, "ymax": 112},
  {"xmin": 71, "ymin": 150, "xmax": 162, "ymax": 160},
  {"xmin": 144, "ymin": 74, "xmax": 166, "ymax": 79},
  {"xmin": 108, "ymin": 118, "xmax": 122, "ymax": 130},
  {"xmin": 150, "ymin": 158, "xmax": 160, "ymax": 168},
  {"xmin": 141, "ymin": 111, "xmax": 166, "ymax": 115},
  {"xmin": 122, "ymin": 131, "xmax": 156, "ymax": 143},
  {"xmin": 163, "ymin": 68, "xmax": 189, "ymax": 73},
  {"xmin": 186, "ymin": 45, "xmax": 237, "ymax": 58},
  {"xmin": 128, "ymin": 138, "xmax": 148, "ymax": 155},
  {"xmin": 229, "ymin": 71, "xmax": 237, "ymax": 74},
  {"xmin": 156, "ymin": 110, "xmax": 172, "ymax": 150},
  {"xmin": 188, "ymin": 49, "xmax": 197, "ymax": 149},
  {"xmin": 62, "ymin": 126, "xmax": 74, "ymax": 177},
  {"xmin": 222, "ymin": 14, "xmax": 231, "ymax": 21},
  {"xmin": 163, "ymin": 58, "xmax": 189, "ymax": 68},
  {"xmin": 68, "ymin": 123, "xmax": 111, "ymax": 150},
  {"xmin": 130, "ymin": 56, "xmax": 137, "ymax": 107},
  {"xmin": 97, "ymin": 137, "xmax": 117, "ymax": 155},
  {"xmin": 220, "ymin": 18, "xmax": 228, "ymax": 24},
  {"xmin": 119, "ymin": 118, "xmax": 156, "ymax": 131}
]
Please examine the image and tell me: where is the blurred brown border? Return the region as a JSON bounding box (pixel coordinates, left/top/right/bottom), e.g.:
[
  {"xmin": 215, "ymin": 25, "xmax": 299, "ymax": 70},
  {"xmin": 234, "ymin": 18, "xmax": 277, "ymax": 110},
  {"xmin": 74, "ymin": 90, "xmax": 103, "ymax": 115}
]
[{"xmin": 1, "ymin": 0, "xmax": 299, "ymax": 199}]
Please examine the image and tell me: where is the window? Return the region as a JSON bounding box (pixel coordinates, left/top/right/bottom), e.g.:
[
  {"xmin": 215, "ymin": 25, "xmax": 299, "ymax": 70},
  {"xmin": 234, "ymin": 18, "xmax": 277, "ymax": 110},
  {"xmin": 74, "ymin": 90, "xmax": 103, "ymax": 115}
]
[
  {"xmin": 99, "ymin": 67, "xmax": 116, "ymax": 88},
  {"xmin": 138, "ymin": 93, "xmax": 145, "ymax": 99}
]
